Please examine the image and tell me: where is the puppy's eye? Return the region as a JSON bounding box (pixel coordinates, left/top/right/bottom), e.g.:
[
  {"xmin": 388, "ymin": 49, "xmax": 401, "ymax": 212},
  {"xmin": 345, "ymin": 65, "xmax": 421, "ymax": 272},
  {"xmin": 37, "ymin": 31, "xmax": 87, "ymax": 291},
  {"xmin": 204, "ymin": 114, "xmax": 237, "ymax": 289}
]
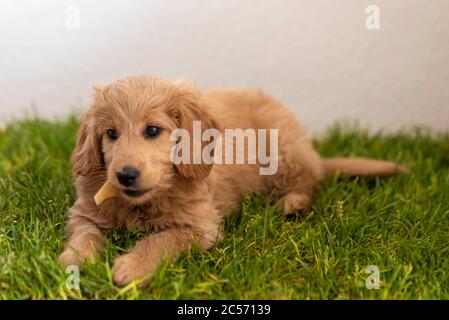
[
  {"xmin": 107, "ymin": 128, "xmax": 119, "ymax": 140},
  {"xmin": 144, "ymin": 125, "xmax": 161, "ymax": 138}
]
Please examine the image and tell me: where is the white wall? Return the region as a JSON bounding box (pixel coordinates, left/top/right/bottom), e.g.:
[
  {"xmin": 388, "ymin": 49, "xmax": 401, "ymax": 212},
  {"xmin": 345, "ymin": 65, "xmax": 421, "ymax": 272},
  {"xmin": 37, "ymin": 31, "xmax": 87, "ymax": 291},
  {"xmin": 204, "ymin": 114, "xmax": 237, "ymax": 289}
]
[{"xmin": 1, "ymin": 0, "xmax": 448, "ymax": 132}]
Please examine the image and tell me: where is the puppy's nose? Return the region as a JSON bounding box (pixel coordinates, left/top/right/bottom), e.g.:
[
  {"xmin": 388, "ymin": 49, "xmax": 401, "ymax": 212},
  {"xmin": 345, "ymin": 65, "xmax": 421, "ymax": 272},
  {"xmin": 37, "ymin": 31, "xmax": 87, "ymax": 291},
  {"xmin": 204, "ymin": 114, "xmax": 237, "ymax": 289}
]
[{"xmin": 116, "ymin": 166, "xmax": 140, "ymax": 187}]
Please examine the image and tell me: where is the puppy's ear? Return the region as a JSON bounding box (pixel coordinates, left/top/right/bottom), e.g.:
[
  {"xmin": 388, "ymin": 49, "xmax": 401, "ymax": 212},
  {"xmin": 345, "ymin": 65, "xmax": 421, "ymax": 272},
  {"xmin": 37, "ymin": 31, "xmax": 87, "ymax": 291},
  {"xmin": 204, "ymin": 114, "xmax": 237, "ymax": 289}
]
[
  {"xmin": 173, "ymin": 88, "xmax": 218, "ymax": 180},
  {"xmin": 72, "ymin": 110, "xmax": 103, "ymax": 177}
]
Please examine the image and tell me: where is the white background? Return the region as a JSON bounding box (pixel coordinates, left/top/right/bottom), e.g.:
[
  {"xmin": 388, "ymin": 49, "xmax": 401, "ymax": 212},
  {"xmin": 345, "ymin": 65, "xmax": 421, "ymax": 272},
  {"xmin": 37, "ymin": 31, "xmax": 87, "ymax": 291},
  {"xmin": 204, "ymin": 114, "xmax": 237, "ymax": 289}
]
[{"xmin": 1, "ymin": 0, "xmax": 448, "ymax": 132}]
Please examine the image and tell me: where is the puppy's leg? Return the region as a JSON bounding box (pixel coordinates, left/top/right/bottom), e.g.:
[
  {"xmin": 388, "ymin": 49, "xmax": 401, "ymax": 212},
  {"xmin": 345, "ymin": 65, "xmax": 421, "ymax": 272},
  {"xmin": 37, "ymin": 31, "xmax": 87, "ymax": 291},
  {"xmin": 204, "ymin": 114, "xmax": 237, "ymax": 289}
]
[
  {"xmin": 278, "ymin": 155, "xmax": 319, "ymax": 215},
  {"xmin": 283, "ymin": 192, "xmax": 313, "ymax": 215},
  {"xmin": 112, "ymin": 225, "xmax": 218, "ymax": 286},
  {"xmin": 59, "ymin": 203, "xmax": 104, "ymax": 266},
  {"xmin": 272, "ymin": 131, "xmax": 322, "ymax": 215}
]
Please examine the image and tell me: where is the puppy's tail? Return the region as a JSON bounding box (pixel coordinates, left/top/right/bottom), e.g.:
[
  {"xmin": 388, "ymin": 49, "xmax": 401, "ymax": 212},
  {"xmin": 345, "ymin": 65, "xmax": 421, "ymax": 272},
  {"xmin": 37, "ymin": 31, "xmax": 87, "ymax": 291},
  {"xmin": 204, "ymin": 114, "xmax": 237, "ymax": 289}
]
[{"xmin": 322, "ymin": 157, "xmax": 407, "ymax": 178}]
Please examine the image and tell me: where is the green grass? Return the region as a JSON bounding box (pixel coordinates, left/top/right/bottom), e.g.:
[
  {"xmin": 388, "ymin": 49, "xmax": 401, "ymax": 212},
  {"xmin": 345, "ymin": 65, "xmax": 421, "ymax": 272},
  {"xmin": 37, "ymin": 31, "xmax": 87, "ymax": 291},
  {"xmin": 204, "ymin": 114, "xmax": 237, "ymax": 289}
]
[{"xmin": 0, "ymin": 117, "xmax": 448, "ymax": 299}]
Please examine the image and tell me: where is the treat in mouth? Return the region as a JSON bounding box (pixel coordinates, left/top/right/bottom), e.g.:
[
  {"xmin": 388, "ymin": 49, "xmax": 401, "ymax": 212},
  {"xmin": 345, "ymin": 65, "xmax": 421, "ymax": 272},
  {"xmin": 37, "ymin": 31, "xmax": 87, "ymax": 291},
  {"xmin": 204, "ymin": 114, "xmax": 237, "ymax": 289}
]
[
  {"xmin": 122, "ymin": 188, "xmax": 150, "ymax": 197},
  {"xmin": 94, "ymin": 181, "xmax": 120, "ymax": 205}
]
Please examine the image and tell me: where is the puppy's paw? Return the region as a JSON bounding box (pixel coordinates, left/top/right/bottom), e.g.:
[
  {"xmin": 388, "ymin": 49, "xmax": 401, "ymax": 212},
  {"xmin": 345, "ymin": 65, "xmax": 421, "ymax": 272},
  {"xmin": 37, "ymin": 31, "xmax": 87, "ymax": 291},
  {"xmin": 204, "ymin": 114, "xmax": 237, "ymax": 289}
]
[
  {"xmin": 59, "ymin": 248, "xmax": 82, "ymax": 267},
  {"xmin": 283, "ymin": 193, "xmax": 311, "ymax": 215},
  {"xmin": 58, "ymin": 246, "xmax": 99, "ymax": 267},
  {"xmin": 112, "ymin": 253, "xmax": 153, "ymax": 287}
]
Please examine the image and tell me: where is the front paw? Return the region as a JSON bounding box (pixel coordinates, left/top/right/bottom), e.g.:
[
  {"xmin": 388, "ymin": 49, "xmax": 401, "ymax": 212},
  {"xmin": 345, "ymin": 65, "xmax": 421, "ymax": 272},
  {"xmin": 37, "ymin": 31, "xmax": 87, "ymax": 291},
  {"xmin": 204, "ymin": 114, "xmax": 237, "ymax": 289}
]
[
  {"xmin": 58, "ymin": 245, "xmax": 99, "ymax": 267},
  {"xmin": 112, "ymin": 253, "xmax": 154, "ymax": 287},
  {"xmin": 59, "ymin": 248, "xmax": 82, "ymax": 267}
]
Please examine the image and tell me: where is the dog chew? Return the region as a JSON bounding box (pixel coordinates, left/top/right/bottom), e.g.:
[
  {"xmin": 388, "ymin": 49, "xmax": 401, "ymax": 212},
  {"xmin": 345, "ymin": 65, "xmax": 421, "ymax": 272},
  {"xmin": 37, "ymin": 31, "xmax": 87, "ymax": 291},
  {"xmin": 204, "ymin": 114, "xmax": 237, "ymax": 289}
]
[{"xmin": 94, "ymin": 181, "xmax": 119, "ymax": 205}]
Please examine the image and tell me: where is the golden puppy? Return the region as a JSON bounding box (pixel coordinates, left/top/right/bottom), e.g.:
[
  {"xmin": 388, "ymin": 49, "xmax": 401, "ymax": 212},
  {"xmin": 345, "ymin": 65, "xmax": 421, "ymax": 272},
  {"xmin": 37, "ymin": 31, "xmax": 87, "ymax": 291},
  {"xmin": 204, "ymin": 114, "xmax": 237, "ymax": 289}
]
[{"xmin": 59, "ymin": 75, "xmax": 404, "ymax": 286}]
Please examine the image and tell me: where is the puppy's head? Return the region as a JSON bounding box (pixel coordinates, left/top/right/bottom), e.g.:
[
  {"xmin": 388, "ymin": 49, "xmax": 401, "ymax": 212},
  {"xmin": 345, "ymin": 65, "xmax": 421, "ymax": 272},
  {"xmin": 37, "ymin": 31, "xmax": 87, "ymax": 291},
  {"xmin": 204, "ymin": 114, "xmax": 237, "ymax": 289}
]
[{"xmin": 72, "ymin": 75, "xmax": 217, "ymax": 204}]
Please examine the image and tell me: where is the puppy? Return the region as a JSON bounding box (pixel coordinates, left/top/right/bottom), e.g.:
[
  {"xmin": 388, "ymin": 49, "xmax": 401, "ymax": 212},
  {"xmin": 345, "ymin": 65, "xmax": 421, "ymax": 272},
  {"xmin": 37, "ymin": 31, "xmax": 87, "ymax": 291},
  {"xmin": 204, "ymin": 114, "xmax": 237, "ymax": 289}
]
[{"xmin": 59, "ymin": 75, "xmax": 405, "ymax": 286}]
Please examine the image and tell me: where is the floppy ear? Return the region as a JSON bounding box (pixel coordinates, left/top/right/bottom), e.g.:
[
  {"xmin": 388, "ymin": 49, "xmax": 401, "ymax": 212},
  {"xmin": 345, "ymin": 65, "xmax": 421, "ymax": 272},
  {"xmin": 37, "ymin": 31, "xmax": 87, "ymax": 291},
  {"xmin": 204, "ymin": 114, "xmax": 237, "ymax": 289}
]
[
  {"xmin": 173, "ymin": 90, "xmax": 219, "ymax": 180},
  {"xmin": 71, "ymin": 110, "xmax": 103, "ymax": 177}
]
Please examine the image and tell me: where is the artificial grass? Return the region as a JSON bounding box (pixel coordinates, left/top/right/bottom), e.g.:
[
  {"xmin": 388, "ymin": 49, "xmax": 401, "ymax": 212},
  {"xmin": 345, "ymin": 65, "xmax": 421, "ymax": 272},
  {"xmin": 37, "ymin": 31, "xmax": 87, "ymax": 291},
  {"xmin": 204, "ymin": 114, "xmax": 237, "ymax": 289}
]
[{"xmin": 0, "ymin": 117, "xmax": 448, "ymax": 299}]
